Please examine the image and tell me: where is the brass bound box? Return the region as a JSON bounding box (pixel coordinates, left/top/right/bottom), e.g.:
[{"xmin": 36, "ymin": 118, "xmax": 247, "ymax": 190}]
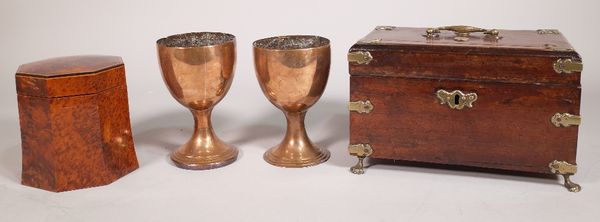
[{"xmin": 347, "ymin": 26, "xmax": 583, "ymax": 192}]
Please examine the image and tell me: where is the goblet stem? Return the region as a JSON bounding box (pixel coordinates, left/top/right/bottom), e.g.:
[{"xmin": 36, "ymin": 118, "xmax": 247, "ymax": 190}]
[
  {"xmin": 169, "ymin": 108, "xmax": 238, "ymax": 170},
  {"xmin": 263, "ymin": 110, "xmax": 330, "ymax": 167},
  {"xmin": 190, "ymin": 109, "xmax": 216, "ymax": 146},
  {"xmin": 282, "ymin": 111, "xmax": 311, "ymax": 148}
]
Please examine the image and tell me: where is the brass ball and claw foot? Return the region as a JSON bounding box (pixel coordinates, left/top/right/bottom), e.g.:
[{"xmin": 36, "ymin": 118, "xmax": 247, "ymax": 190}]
[
  {"xmin": 561, "ymin": 174, "xmax": 581, "ymax": 193},
  {"xmin": 351, "ymin": 156, "xmax": 366, "ymax": 174},
  {"xmin": 549, "ymin": 160, "xmax": 581, "ymax": 193},
  {"xmin": 349, "ymin": 143, "xmax": 373, "ymax": 175}
]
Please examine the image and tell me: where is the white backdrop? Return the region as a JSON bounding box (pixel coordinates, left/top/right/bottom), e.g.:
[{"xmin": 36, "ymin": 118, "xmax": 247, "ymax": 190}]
[{"xmin": 1, "ymin": 0, "xmax": 599, "ymax": 221}]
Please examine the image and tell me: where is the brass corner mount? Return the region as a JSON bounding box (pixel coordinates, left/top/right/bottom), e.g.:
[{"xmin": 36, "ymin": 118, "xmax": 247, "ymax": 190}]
[
  {"xmin": 349, "ymin": 100, "xmax": 373, "ymax": 114},
  {"xmin": 348, "ymin": 51, "xmax": 373, "ymax": 65}
]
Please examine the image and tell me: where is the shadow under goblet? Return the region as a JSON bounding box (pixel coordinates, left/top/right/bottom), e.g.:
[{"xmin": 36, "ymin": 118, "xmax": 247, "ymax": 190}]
[
  {"xmin": 253, "ymin": 35, "xmax": 331, "ymax": 168},
  {"xmin": 156, "ymin": 32, "xmax": 238, "ymax": 170}
]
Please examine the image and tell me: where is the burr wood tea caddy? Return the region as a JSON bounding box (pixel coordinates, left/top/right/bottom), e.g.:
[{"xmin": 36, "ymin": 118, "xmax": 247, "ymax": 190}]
[
  {"xmin": 347, "ymin": 26, "xmax": 583, "ymax": 192},
  {"xmin": 16, "ymin": 55, "xmax": 139, "ymax": 192}
]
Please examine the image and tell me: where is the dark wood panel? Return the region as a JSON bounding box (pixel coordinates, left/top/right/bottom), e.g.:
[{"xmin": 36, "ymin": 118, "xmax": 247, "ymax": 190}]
[
  {"xmin": 350, "ymin": 76, "xmax": 580, "ymax": 174},
  {"xmin": 349, "ymin": 51, "xmax": 580, "ymax": 86}
]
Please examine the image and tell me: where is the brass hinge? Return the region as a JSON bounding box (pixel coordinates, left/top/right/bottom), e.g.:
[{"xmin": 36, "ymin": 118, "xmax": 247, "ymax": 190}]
[
  {"xmin": 348, "ymin": 51, "xmax": 373, "ymax": 65},
  {"xmin": 359, "ymin": 38, "xmax": 383, "ymax": 44},
  {"xmin": 544, "ymin": 43, "xmax": 574, "ymax": 52},
  {"xmin": 537, "ymin": 29, "xmax": 560, "ymax": 34},
  {"xmin": 348, "ymin": 100, "xmax": 373, "ymax": 114},
  {"xmin": 375, "ymin": 26, "xmax": 395, "ymax": 31},
  {"xmin": 553, "ymin": 58, "xmax": 583, "ymax": 74},
  {"xmin": 348, "ymin": 143, "xmax": 373, "ymax": 157},
  {"xmin": 551, "ymin": 113, "xmax": 581, "ymax": 127},
  {"xmin": 549, "ymin": 160, "xmax": 577, "ymax": 174}
]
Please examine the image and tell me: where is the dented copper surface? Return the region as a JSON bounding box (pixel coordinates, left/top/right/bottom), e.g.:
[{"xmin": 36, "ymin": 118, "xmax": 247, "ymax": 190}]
[
  {"xmin": 253, "ymin": 35, "xmax": 331, "ymax": 167},
  {"xmin": 157, "ymin": 32, "xmax": 238, "ymax": 170}
]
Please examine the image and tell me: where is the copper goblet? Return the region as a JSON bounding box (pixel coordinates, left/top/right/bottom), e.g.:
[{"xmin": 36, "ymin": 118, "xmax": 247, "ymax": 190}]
[
  {"xmin": 253, "ymin": 35, "xmax": 331, "ymax": 167},
  {"xmin": 157, "ymin": 32, "xmax": 238, "ymax": 170}
]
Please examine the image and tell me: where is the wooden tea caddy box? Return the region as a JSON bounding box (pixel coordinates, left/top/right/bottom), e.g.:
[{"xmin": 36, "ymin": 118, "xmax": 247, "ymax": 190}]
[
  {"xmin": 347, "ymin": 26, "xmax": 583, "ymax": 192},
  {"xmin": 16, "ymin": 55, "xmax": 139, "ymax": 192}
]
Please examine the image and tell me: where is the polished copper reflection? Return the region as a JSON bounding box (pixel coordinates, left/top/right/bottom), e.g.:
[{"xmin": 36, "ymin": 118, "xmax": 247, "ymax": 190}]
[
  {"xmin": 253, "ymin": 35, "xmax": 331, "ymax": 167},
  {"xmin": 157, "ymin": 32, "xmax": 238, "ymax": 170}
]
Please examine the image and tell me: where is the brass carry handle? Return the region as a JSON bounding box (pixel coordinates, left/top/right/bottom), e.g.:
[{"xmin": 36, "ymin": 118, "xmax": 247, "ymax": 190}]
[{"xmin": 424, "ymin": 25, "xmax": 502, "ymax": 41}]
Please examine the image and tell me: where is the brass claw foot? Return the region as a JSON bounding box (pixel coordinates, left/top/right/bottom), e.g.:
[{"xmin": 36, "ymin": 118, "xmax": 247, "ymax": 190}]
[
  {"xmin": 562, "ymin": 174, "xmax": 581, "ymax": 193},
  {"xmin": 348, "ymin": 143, "xmax": 373, "ymax": 175},
  {"xmin": 350, "ymin": 157, "xmax": 365, "ymax": 174},
  {"xmin": 549, "ymin": 160, "xmax": 581, "ymax": 193}
]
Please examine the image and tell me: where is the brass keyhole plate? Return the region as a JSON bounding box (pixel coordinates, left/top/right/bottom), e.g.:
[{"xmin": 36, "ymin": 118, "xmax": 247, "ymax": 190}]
[{"xmin": 436, "ymin": 89, "xmax": 478, "ymax": 110}]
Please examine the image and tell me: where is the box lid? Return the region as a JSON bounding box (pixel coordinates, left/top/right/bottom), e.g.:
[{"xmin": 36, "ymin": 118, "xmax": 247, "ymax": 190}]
[
  {"xmin": 349, "ymin": 26, "xmax": 582, "ymax": 86},
  {"xmin": 16, "ymin": 55, "xmax": 125, "ymax": 98}
]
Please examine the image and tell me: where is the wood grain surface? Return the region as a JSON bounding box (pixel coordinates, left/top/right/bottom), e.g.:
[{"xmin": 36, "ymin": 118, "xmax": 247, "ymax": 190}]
[
  {"xmin": 16, "ymin": 56, "xmax": 138, "ymax": 192},
  {"xmin": 349, "ymin": 27, "xmax": 581, "ymax": 174}
]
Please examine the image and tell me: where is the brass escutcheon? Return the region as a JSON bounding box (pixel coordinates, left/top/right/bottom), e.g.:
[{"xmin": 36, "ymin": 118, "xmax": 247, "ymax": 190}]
[{"xmin": 436, "ymin": 89, "xmax": 478, "ymax": 110}]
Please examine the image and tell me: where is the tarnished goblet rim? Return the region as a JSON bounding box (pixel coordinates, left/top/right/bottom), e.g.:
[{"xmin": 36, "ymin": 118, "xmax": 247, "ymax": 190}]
[
  {"xmin": 156, "ymin": 32, "xmax": 235, "ymax": 48},
  {"xmin": 253, "ymin": 35, "xmax": 330, "ymax": 51}
]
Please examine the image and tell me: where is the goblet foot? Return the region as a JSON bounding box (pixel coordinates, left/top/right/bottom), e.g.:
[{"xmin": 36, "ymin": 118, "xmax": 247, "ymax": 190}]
[
  {"xmin": 263, "ymin": 143, "xmax": 330, "ymax": 168},
  {"xmin": 170, "ymin": 141, "xmax": 238, "ymax": 170}
]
